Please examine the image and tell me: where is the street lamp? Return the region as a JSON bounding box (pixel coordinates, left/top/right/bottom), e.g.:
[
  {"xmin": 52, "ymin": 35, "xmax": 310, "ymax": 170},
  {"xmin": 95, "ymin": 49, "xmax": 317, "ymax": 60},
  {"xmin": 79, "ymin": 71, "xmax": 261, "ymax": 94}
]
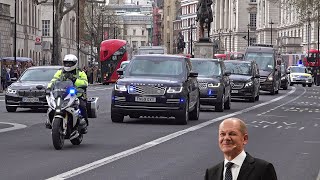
[
  {"xmin": 248, "ymin": 24, "xmax": 251, "ymax": 46},
  {"xmin": 307, "ymin": 10, "xmax": 312, "ymax": 57},
  {"xmin": 77, "ymin": 0, "xmax": 80, "ymax": 64},
  {"xmin": 14, "ymin": 0, "xmax": 17, "ymax": 65},
  {"xmin": 229, "ymin": 30, "xmax": 232, "ymax": 52},
  {"xmin": 269, "ymin": 19, "xmax": 275, "ymax": 45},
  {"xmin": 189, "ymin": 24, "xmax": 196, "ymax": 57},
  {"xmin": 52, "ymin": 0, "xmax": 55, "ymax": 65}
]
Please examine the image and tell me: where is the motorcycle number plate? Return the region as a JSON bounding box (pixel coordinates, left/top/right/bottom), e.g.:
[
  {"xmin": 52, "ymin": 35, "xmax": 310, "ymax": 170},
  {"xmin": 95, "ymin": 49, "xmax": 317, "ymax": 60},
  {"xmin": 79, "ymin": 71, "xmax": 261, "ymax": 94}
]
[{"xmin": 22, "ymin": 97, "xmax": 39, "ymax": 103}]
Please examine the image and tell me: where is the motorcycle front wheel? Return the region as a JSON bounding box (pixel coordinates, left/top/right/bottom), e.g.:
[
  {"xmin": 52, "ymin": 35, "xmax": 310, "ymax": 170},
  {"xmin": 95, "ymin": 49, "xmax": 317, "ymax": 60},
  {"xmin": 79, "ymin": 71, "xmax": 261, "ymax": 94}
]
[{"xmin": 52, "ymin": 117, "xmax": 65, "ymax": 150}]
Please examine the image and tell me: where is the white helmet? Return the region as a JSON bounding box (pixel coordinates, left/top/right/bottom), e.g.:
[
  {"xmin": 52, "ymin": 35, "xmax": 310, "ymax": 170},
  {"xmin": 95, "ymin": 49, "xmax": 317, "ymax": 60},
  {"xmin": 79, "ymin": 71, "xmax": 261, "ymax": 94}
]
[{"xmin": 63, "ymin": 54, "xmax": 78, "ymax": 72}]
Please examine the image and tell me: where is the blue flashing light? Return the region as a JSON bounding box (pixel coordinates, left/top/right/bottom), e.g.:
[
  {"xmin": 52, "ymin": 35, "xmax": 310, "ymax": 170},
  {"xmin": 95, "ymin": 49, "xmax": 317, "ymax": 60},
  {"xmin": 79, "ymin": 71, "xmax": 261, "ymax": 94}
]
[
  {"xmin": 129, "ymin": 86, "xmax": 135, "ymax": 93},
  {"xmin": 208, "ymin": 89, "xmax": 213, "ymax": 96},
  {"xmin": 298, "ymin": 60, "xmax": 303, "ymax": 65},
  {"xmin": 180, "ymin": 98, "xmax": 185, "ymax": 103},
  {"xmin": 68, "ymin": 88, "xmax": 76, "ymax": 95}
]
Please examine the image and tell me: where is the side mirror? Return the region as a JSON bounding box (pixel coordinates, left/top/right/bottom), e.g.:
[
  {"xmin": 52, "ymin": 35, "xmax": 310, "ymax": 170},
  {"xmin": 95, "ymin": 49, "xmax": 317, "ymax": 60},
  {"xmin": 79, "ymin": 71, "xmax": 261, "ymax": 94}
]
[
  {"xmin": 255, "ymin": 74, "xmax": 260, "ymax": 78},
  {"xmin": 10, "ymin": 77, "xmax": 17, "ymax": 82},
  {"xmin": 224, "ymin": 71, "xmax": 231, "ymax": 76},
  {"xmin": 286, "ymin": 70, "xmax": 290, "ymax": 74},
  {"xmin": 36, "ymin": 85, "xmax": 44, "ymax": 90},
  {"xmin": 308, "ymin": 70, "xmax": 312, "ymax": 74},
  {"xmin": 117, "ymin": 68, "xmax": 124, "ymax": 76},
  {"xmin": 189, "ymin": 71, "xmax": 198, "ymax": 77}
]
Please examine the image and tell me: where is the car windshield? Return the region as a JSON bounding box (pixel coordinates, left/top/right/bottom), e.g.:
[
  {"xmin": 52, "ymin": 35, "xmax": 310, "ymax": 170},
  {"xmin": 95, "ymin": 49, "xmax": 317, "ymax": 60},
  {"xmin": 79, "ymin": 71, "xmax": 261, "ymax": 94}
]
[
  {"xmin": 245, "ymin": 53, "xmax": 274, "ymax": 71},
  {"xmin": 20, "ymin": 68, "xmax": 59, "ymax": 81},
  {"xmin": 191, "ymin": 60, "xmax": 221, "ymax": 76},
  {"xmin": 126, "ymin": 57, "xmax": 185, "ymax": 77},
  {"xmin": 225, "ymin": 62, "xmax": 252, "ymax": 75},
  {"xmin": 290, "ymin": 66, "xmax": 308, "ymax": 73}
]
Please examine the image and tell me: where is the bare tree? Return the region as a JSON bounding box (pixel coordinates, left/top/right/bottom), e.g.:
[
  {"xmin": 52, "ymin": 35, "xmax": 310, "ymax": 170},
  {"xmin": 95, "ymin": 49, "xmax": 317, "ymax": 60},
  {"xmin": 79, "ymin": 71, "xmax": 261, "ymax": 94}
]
[
  {"xmin": 34, "ymin": 0, "xmax": 77, "ymax": 65},
  {"xmin": 279, "ymin": 0, "xmax": 320, "ymax": 21}
]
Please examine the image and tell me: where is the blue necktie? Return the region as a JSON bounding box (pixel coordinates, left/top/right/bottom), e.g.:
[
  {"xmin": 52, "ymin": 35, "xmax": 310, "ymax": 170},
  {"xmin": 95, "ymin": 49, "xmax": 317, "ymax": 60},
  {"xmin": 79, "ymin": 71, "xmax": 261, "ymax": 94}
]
[{"xmin": 225, "ymin": 162, "xmax": 234, "ymax": 180}]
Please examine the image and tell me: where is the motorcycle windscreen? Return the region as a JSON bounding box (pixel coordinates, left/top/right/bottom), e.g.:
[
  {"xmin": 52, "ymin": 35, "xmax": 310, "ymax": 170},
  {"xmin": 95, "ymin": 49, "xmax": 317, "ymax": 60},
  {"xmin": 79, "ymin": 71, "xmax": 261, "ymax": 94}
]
[{"xmin": 52, "ymin": 80, "xmax": 75, "ymax": 99}]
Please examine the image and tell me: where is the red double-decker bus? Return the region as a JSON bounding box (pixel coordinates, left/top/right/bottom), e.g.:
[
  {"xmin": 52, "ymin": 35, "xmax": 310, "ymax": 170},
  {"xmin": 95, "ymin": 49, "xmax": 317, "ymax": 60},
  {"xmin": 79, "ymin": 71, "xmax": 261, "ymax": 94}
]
[
  {"xmin": 303, "ymin": 49, "xmax": 320, "ymax": 85},
  {"xmin": 100, "ymin": 39, "xmax": 128, "ymax": 84}
]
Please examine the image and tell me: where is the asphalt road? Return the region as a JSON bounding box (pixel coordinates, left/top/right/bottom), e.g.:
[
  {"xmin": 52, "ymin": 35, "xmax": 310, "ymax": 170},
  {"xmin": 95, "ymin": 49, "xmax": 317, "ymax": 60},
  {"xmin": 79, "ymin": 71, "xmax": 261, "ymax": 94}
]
[{"xmin": 0, "ymin": 84, "xmax": 319, "ymax": 180}]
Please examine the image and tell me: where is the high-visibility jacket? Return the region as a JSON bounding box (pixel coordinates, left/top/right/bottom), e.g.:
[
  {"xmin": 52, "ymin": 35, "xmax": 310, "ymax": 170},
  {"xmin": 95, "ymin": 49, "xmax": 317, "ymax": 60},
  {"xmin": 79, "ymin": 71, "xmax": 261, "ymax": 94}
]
[{"xmin": 48, "ymin": 68, "xmax": 88, "ymax": 97}]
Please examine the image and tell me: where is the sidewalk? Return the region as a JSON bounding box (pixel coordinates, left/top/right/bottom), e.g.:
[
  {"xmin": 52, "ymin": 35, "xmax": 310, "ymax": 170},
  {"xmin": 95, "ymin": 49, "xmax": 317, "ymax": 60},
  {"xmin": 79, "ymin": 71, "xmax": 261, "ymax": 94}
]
[{"xmin": 0, "ymin": 83, "xmax": 102, "ymax": 97}]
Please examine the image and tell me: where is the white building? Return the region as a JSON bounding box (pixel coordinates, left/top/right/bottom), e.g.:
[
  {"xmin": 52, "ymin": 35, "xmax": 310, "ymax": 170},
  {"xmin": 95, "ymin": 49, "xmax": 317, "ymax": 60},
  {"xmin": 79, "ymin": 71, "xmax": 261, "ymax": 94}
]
[{"xmin": 0, "ymin": 0, "xmax": 84, "ymax": 66}]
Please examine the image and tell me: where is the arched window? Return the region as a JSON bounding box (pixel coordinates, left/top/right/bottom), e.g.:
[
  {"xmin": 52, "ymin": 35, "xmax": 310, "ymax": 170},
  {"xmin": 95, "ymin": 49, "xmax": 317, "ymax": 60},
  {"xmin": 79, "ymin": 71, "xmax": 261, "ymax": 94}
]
[{"xmin": 18, "ymin": 49, "xmax": 20, "ymax": 57}]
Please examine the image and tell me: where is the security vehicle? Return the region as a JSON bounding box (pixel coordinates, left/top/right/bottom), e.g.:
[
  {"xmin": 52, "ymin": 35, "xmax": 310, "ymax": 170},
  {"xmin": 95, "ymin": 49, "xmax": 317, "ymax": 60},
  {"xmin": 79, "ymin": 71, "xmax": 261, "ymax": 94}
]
[
  {"xmin": 280, "ymin": 63, "xmax": 289, "ymax": 90},
  {"xmin": 244, "ymin": 45, "xmax": 281, "ymax": 95},
  {"xmin": 111, "ymin": 54, "xmax": 200, "ymax": 125},
  {"xmin": 224, "ymin": 60, "xmax": 260, "ymax": 102},
  {"xmin": 5, "ymin": 66, "xmax": 62, "ymax": 112},
  {"xmin": 190, "ymin": 58, "xmax": 231, "ymax": 112},
  {"xmin": 288, "ymin": 65, "xmax": 313, "ymax": 87}
]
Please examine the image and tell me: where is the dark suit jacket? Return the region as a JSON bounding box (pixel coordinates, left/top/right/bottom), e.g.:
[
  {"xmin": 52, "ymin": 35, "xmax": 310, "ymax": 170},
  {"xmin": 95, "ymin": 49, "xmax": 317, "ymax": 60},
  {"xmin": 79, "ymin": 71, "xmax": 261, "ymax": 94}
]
[{"xmin": 204, "ymin": 152, "xmax": 277, "ymax": 180}]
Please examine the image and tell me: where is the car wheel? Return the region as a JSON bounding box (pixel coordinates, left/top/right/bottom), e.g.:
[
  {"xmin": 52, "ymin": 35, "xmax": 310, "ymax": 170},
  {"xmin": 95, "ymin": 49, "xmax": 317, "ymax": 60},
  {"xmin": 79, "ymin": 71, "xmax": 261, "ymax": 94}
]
[
  {"xmin": 6, "ymin": 106, "xmax": 17, "ymax": 112},
  {"xmin": 176, "ymin": 100, "xmax": 189, "ymax": 125},
  {"xmin": 215, "ymin": 94, "xmax": 224, "ymax": 112},
  {"xmin": 189, "ymin": 98, "xmax": 199, "ymax": 120},
  {"xmin": 248, "ymin": 95, "xmax": 255, "ymax": 102},
  {"xmin": 255, "ymin": 94, "xmax": 260, "ymax": 101},
  {"xmin": 111, "ymin": 110, "xmax": 124, "ymax": 123},
  {"xmin": 224, "ymin": 95, "xmax": 231, "ymax": 110},
  {"xmin": 290, "ymin": 83, "xmax": 293, "ymax": 86},
  {"xmin": 302, "ymin": 84, "xmax": 306, "ymax": 87},
  {"xmin": 283, "ymin": 84, "xmax": 288, "ymax": 90},
  {"xmin": 308, "ymin": 84, "xmax": 312, "ymax": 87}
]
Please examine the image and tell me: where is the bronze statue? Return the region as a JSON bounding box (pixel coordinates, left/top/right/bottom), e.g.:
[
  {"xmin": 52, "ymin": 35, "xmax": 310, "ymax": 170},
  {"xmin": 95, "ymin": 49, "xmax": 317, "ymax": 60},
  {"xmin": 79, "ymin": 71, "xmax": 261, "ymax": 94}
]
[
  {"xmin": 196, "ymin": 0, "xmax": 213, "ymax": 40},
  {"xmin": 177, "ymin": 32, "xmax": 185, "ymax": 53}
]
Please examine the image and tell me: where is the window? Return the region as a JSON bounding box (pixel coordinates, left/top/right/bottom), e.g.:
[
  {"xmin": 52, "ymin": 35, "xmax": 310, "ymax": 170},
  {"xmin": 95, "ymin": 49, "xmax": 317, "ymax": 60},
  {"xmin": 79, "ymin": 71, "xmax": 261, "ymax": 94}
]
[
  {"xmin": 132, "ymin": 41, "xmax": 138, "ymax": 49},
  {"xmin": 250, "ymin": 13, "xmax": 257, "ymax": 28},
  {"xmin": 42, "ymin": 20, "xmax": 50, "ymax": 36},
  {"xmin": 141, "ymin": 41, "xmax": 146, "ymax": 46},
  {"xmin": 250, "ymin": 0, "xmax": 256, "ymax": 2},
  {"xmin": 249, "ymin": 37, "xmax": 256, "ymax": 45},
  {"xmin": 133, "ymin": 29, "xmax": 136, "ymax": 36},
  {"xmin": 142, "ymin": 30, "xmax": 145, "ymax": 36},
  {"xmin": 124, "ymin": 29, "xmax": 127, "ymax": 35}
]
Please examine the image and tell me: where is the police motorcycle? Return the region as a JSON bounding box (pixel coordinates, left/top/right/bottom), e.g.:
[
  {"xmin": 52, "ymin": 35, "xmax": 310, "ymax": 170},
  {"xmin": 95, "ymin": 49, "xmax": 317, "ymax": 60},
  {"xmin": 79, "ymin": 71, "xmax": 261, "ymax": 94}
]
[{"xmin": 38, "ymin": 80, "xmax": 87, "ymax": 150}]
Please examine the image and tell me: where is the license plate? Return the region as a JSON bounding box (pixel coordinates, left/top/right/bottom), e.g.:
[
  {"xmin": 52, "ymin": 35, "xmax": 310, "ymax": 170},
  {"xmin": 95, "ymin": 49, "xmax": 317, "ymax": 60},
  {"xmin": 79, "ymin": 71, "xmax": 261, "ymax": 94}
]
[
  {"xmin": 22, "ymin": 97, "xmax": 39, "ymax": 103},
  {"xmin": 135, "ymin": 96, "xmax": 156, "ymax": 102},
  {"xmin": 231, "ymin": 90, "xmax": 239, "ymax": 93}
]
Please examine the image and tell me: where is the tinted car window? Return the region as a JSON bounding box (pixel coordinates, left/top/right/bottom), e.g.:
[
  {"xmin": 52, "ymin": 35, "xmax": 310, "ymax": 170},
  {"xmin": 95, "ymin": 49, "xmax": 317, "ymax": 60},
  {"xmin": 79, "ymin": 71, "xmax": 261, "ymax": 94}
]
[
  {"xmin": 127, "ymin": 57, "xmax": 185, "ymax": 77},
  {"xmin": 246, "ymin": 53, "xmax": 274, "ymax": 71},
  {"xmin": 191, "ymin": 60, "xmax": 221, "ymax": 76},
  {"xmin": 20, "ymin": 69, "xmax": 58, "ymax": 81},
  {"xmin": 225, "ymin": 62, "xmax": 252, "ymax": 75},
  {"xmin": 290, "ymin": 66, "xmax": 307, "ymax": 73}
]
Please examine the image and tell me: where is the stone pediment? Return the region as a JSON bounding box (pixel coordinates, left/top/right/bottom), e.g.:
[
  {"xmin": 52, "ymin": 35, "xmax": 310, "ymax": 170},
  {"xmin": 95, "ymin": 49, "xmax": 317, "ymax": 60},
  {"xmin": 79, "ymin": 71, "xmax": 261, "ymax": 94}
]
[{"xmin": 247, "ymin": 6, "xmax": 257, "ymax": 13}]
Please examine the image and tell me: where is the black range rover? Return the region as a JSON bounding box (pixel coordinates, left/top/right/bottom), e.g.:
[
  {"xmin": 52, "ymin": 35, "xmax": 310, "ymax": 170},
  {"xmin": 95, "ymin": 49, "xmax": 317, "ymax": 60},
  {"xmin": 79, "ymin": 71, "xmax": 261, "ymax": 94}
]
[
  {"xmin": 190, "ymin": 58, "xmax": 231, "ymax": 112},
  {"xmin": 224, "ymin": 60, "xmax": 260, "ymax": 102},
  {"xmin": 111, "ymin": 54, "xmax": 200, "ymax": 125},
  {"xmin": 5, "ymin": 66, "xmax": 62, "ymax": 112}
]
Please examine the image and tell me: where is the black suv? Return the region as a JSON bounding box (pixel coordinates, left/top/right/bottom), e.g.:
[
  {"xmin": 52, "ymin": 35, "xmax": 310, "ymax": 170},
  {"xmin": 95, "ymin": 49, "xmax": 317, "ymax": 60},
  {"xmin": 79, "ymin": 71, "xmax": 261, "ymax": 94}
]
[
  {"xmin": 190, "ymin": 58, "xmax": 231, "ymax": 112},
  {"xmin": 280, "ymin": 63, "xmax": 289, "ymax": 90},
  {"xmin": 224, "ymin": 60, "xmax": 260, "ymax": 102},
  {"xmin": 111, "ymin": 54, "xmax": 200, "ymax": 125}
]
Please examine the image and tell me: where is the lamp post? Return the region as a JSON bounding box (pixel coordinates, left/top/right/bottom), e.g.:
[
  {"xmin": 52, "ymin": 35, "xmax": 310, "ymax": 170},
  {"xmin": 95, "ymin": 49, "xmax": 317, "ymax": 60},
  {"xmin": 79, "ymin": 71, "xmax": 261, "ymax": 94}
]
[
  {"xmin": 247, "ymin": 24, "xmax": 250, "ymax": 46},
  {"xmin": 229, "ymin": 30, "xmax": 232, "ymax": 52},
  {"xmin": 307, "ymin": 10, "xmax": 312, "ymax": 57},
  {"xmin": 77, "ymin": 0, "xmax": 80, "ymax": 64},
  {"xmin": 52, "ymin": 0, "xmax": 55, "ymax": 65},
  {"xmin": 269, "ymin": 19, "xmax": 275, "ymax": 45},
  {"xmin": 14, "ymin": 0, "xmax": 17, "ymax": 65}
]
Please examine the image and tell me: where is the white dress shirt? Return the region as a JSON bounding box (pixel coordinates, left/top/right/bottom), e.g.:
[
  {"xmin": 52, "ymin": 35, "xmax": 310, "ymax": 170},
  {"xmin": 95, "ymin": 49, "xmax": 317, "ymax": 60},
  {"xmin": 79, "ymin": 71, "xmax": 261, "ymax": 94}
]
[{"xmin": 223, "ymin": 150, "xmax": 247, "ymax": 180}]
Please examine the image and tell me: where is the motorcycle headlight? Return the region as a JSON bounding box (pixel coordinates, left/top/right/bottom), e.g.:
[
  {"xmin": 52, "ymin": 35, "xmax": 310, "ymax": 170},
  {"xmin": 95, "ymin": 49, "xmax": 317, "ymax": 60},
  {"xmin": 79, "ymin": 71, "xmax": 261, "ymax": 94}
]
[
  {"xmin": 6, "ymin": 88, "xmax": 17, "ymax": 94},
  {"xmin": 208, "ymin": 83, "xmax": 220, "ymax": 87},
  {"xmin": 167, "ymin": 87, "xmax": 183, "ymax": 93},
  {"xmin": 281, "ymin": 76, "xmax": 286, "ymax": 80},
  {"xmin": 115, "ymin": 84, "xmax": 127, "ymax": 92},
  {"xmin": 244, "ymin": 81, "xmax": 253, "ymax": 88}
]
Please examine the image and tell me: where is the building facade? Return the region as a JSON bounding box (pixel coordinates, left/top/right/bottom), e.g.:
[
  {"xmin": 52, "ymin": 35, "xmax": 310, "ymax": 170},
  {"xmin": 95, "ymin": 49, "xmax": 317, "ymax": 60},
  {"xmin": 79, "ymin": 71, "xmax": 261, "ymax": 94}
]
[{"xmin": 163, "ymin": 0, "xmax": 180, "ymax": 54}]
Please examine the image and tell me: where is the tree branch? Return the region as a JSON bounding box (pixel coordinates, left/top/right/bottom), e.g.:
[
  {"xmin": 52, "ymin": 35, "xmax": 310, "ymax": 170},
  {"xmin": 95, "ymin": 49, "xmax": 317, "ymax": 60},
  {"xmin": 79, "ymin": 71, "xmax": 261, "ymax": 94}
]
[
  {"xmin": 61, "ymin": 0, "xmax": 77, "ymax": 17},
  {"xmin": 33, "ymin": 0, "xmax": 48, "ymax": 5}
]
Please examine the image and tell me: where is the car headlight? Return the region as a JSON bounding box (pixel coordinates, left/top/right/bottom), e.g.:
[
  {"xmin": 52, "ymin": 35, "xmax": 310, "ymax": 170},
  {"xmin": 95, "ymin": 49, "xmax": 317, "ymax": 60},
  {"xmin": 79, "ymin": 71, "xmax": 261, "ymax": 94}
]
[
  {"xmin": 6, "ymin": 88, "xmax": 17, "ymax": 94},
  {"xmin": 167, "ymin": 87, "xmax": 183, "ymax": 93},
  {"xmin": 244, "ymin": 81, "xmax": 253, "ymax": 88},
  {"xmin": 208, "ymin": 83, "xmax": 220, "ymax": 87},
  {"xmin": 281, "ymin": 76, "xmax": 286, "ymax": 80},
  {"xmin": 114, "ymin": 84, "xmax": 127, "ymax": 92},
  {"xmin": 267, "ymin": 75, "xmax": 273, "ymax": 81}
]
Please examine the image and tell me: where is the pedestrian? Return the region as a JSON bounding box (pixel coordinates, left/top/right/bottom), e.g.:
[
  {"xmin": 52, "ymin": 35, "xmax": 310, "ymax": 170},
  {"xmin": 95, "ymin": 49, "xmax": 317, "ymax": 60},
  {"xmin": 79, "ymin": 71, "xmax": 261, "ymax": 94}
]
[
  {"xmin": 1, "ymin": 66, "xmax": 7, "ymax": 90},
  {"xmin": 204, "ymin": 117, "xmax": 278, "ymax": 180}
]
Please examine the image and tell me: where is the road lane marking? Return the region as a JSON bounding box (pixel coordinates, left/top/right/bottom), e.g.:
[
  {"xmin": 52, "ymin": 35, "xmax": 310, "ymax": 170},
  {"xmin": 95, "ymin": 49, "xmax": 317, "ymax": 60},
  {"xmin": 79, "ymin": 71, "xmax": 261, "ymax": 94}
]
[
  {"xmin": 46, "ymin": 87, "xmax": 296, "ymax": 180},
  {"xmin": 257, "ymin": 87, "xmax": 306, "ymax": 116},
  {"xmin": 0, "ymin": 122, "xmax": 27, "ymax": 133},
  {"xmin": 258, "ymin": 114, "xmax": 288, "ymax": 118},
  {"xmin": 304, "ymin": 141, "xmax": 320, "ymax": 144},
  {"xmin": 317, "ymin": 169, "xmax": 320, "ymax": 180}
]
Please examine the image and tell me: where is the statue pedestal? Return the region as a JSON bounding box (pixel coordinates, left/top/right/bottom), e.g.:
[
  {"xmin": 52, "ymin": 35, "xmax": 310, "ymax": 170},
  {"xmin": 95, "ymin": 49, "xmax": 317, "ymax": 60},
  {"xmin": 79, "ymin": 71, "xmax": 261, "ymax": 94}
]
[{"xmin": 194, "ymin": 41, "xmax": 214, "ymax": 59}]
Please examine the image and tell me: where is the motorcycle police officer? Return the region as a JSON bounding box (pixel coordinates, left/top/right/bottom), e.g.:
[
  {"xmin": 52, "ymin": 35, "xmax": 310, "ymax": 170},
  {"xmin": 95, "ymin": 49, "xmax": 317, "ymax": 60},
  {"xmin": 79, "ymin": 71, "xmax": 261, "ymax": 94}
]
[{"xmin": 47, "ymin": 54, "xmax": 89, "ymax": 133}]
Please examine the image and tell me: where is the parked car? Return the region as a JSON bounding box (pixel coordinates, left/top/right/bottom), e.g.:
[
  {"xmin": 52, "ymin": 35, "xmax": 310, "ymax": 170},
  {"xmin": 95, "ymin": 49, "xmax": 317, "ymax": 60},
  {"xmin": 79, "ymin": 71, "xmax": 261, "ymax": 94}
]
[
  {"xmin": 288, "ymin": 65, "xmax": 313, "ymax": 87},
  {"xmin": 5, "ymin": 66, "xmax": 62, "ymax": 112},
  {"xmin": 111, "ymin": 54, "xmax": 200, "ymax": 125},
  {"xmin": 190, "ymin": 58, "xmax": 231, "ymax": 112},
  {"xmin": 280, "ymin": 63, "xmax": 289, "ymax": 90},
  {"xmin": 224, "ymin": 60, "xmax": 260, "ymax": 102}
]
